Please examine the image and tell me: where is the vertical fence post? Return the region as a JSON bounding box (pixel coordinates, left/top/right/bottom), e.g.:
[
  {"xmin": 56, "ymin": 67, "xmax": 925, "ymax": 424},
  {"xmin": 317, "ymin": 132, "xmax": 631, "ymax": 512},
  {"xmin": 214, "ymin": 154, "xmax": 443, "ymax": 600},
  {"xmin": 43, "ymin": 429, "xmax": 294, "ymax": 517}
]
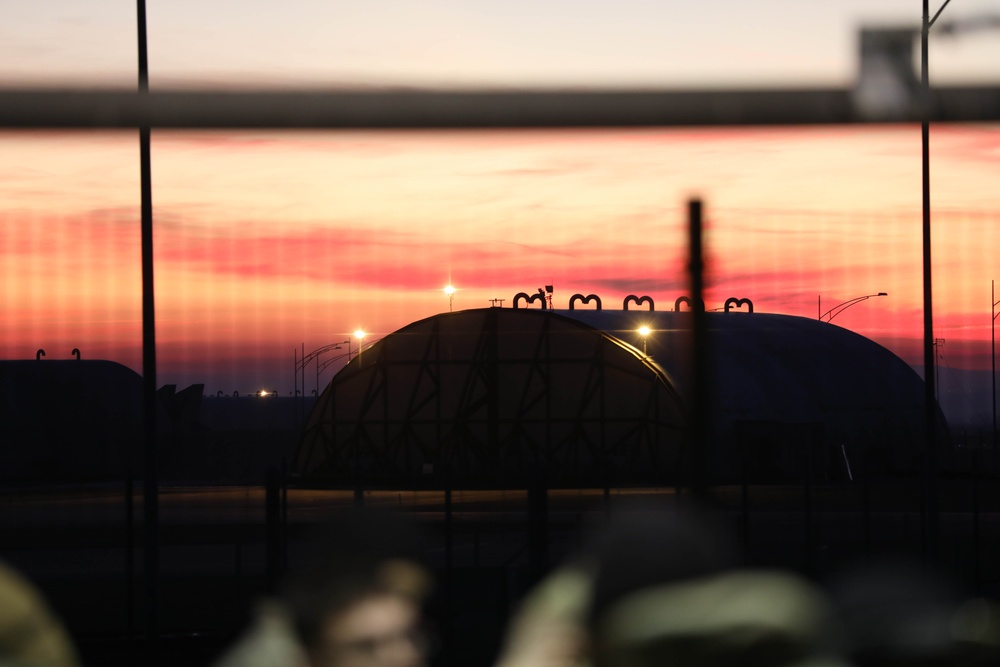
[
  {"xmin": 527, "ymin": 475, "xmax": 548, "ymax": 584},
  {"xmin": 444, "ymin": 484, "xmax": 454, "ymax": 667},
  {"xmin": 803, "ymin": 441, "xmax": 813, "ymax": 575},
  {"xmin": 265, "ymin": 467, "xmax": 281, "ymax": 594},
  {"xmin": 920, "ymin": 0, "xmax": 941, "ymax": 564},
  {"xmin": 125, "ymin": 473, "xmax": 134, "ymax": 662},
  {"xmin": 974, "ymin": 449, "xmax": 982, "ymax": 593},
  {"xmin": 741, "ymin": 454, "xmax": 750, "ymax": 565},
  {"xmin": 863, "ymin": 459, "xmax": 872, "ymax": 559},
  {"xmin": 688, "ymin": 199, "xmax": 709, "ymax": 500},
  {"xmin": 353, "ymin": 455, "xmax": 365, "ymax": 507},
  {"xmin": 281, "ymin": 458, "xmax": 289, "ymax": 572}
]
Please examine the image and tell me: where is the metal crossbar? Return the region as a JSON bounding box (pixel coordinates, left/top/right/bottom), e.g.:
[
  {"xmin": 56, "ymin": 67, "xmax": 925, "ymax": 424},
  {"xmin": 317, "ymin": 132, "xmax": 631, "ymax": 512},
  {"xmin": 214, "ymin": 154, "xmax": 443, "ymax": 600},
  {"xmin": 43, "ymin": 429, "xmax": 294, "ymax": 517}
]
[{"xmin": 1, "ymin": 85, "xmax": 999, "ymax": 129}]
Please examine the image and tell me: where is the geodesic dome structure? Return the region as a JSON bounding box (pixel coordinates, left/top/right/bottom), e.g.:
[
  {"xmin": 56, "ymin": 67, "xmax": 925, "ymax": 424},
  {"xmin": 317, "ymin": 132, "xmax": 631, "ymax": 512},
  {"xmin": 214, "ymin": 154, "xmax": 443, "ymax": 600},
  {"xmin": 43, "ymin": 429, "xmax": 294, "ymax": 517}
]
[{"xmin": 294, "ymin": 308, "xmax": 685, "ymax": 486}]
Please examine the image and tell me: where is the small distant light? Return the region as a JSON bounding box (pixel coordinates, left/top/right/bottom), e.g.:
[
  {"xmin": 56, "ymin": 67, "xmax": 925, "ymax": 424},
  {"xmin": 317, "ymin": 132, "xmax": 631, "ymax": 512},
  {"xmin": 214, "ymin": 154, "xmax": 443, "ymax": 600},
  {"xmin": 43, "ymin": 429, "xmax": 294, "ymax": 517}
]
[
  {"xmin": 638, "ymin": 326, "xmax": 651, "ymax": 337},
  {"xmin": 258, "ymin": 390, "xmax": 269, "ymax": 397}
]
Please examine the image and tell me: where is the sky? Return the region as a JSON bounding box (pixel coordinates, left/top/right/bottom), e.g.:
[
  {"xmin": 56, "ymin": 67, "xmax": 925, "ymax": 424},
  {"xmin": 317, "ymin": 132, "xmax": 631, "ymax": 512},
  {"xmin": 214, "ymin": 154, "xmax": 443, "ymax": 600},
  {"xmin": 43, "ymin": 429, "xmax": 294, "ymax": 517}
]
[{"xmin": 2, "ymin": 1, "xmax": 1000, "ymax": 424}]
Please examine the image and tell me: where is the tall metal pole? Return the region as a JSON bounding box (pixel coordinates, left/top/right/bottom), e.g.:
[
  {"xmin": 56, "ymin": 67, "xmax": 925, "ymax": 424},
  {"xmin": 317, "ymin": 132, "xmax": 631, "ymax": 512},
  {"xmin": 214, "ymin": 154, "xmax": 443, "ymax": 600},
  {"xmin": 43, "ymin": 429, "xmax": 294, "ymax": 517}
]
[
  {"xmin": 921, "ymin": 0, "xmax": 940, "ymax": 560},
  {"xmin": 688, "ymin": 199, "xmax": 708, "ymax": 499},
  {"xmin": 137, "ymin": 0, "xmax": 159, "ymax": 659},
  {"xmin": 993, "ymin": 280, "xmax": 998, "ymax": 446}
]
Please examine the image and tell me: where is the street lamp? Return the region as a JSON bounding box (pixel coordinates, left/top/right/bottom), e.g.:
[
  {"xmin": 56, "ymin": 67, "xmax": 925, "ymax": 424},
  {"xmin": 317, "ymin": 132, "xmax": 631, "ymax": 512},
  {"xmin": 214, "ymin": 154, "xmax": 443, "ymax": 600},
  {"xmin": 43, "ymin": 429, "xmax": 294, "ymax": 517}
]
[
  {"xmin": 317, "ymin": 344, "xmax": 343, "ymax": 394},
  {"xmin": 818, "ymin": 293, "xmax": 887, "ymax": 323},
  {"xmin": 637, "ymin": 325, "xmax": 651, "ymax": 355},
  {"xmin": 444, "ymin": 285, "xmax": 455, "ymax": 312},
  {"xmin": 297, "ymin": 339, "xmax": 353, "ymax": 396},
  {"xmin": 317, "ymin": 349, "xmax": 353, "ymax": 375},
  {"xmin": 354, "ymin": 329, "xmax": 367, "ymax": 363}
]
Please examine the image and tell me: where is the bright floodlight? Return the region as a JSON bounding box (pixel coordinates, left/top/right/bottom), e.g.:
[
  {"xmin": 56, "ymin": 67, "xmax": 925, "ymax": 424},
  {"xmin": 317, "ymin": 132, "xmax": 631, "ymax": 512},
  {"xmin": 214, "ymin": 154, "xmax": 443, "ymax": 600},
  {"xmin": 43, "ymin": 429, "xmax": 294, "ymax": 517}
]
[
  {"xmin": 354, "ymin": 329, "xmax": 367, "ymax": 340},
  {"xmin": 444, "ymin": 285, "xmax": 455, "ymax": 295},
  {"xmin": 637, "ymin": 325, "xmax": 651, "ymax": 355}
]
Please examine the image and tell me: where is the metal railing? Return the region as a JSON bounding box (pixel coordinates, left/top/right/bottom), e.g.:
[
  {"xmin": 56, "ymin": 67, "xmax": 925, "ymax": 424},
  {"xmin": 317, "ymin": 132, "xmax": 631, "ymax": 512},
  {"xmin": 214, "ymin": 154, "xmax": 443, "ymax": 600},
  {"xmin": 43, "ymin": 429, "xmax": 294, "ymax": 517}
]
[{"xmin": 1, "ymin": 83, "xmax": 999, "ymax": 129}]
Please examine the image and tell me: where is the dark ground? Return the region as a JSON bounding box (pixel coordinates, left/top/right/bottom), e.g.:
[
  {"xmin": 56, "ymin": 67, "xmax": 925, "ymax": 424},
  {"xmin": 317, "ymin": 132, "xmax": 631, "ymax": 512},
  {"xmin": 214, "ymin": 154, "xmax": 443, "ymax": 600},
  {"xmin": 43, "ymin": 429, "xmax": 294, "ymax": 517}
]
[{"xmin": 2, "ymin": 479, "xmax": 1000, "ymax": 667}]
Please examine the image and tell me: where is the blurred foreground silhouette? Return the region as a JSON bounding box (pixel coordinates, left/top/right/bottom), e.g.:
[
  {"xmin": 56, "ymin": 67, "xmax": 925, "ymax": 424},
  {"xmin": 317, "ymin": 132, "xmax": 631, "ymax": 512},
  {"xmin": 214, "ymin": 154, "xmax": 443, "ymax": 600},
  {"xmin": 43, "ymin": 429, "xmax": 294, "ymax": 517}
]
[
  {"xmin": 213, "ymin": 509, "xmax": 432, "ymax": 667},
  {"xmin": 497, "ymin": 502, "xmax": 850, "ymax": 667},
  {"xmin": 0, "ymin": 559, "xmax": 80, "ymax": 667}
]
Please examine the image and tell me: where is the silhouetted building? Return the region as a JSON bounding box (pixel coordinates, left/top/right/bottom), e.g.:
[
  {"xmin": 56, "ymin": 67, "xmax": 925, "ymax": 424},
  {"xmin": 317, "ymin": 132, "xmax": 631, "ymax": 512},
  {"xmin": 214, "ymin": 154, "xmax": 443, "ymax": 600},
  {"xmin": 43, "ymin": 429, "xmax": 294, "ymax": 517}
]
[
  {"xmin": 295, "ymin": 308, "xmax": 943, "ymax": 486},
  {"xmin": 0, "ymin": 360, "xmax": 142, "ymax": 482},
  {"xmin": 0, "ymin": 359, "xmax": 303, "ymax": 483}
]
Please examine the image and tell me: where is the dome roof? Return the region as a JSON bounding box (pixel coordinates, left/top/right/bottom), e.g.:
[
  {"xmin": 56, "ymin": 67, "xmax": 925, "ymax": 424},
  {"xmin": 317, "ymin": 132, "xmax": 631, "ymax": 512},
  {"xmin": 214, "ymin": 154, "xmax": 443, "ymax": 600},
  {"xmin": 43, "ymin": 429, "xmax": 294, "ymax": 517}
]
[
  {"xmin": 562, "ymin": 309, "xmax": 935, "ymax": 478},
  {"xmin": 295, "ymin": 308, "xmax": 937, "ymax": 486},
  {"xmin": 295, "ymin": 308, "xmax": 684, "ymax": 486}
]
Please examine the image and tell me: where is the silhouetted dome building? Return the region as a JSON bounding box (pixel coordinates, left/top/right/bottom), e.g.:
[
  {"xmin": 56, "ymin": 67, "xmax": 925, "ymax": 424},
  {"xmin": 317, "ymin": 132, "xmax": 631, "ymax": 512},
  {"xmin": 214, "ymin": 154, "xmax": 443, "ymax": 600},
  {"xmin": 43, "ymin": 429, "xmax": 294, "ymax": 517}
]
[
  {"xmin": 295, "ymin": 307, "xmax": 940, "ymax": 487},
  {"xmin": 0, "ymin": 360, "xmax": 143, "ymax": 482},
  {"xmin": 566, "ymin": 308, "xmax": 937, "ymax": 481},
  {"xmin": 295, "ymin": 308, "xmax": 683, "ymax": 486}
]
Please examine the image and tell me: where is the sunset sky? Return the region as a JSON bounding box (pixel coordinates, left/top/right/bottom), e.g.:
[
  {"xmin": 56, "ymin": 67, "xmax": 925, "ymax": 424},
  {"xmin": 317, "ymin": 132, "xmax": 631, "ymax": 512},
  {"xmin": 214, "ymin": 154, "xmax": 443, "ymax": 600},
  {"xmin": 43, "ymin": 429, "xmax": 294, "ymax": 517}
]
[{"xmin": 2, "ymin": 1, "xmax": 1000, "ymax": 422}]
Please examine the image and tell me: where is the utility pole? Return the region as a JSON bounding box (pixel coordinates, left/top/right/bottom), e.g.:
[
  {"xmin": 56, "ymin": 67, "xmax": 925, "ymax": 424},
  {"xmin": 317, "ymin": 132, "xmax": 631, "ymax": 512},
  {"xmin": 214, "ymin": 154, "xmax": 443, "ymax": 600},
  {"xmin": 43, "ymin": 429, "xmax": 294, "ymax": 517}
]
[{"xmin": 137, "ymin": 0, "xmax": 159, "ymax": 661}]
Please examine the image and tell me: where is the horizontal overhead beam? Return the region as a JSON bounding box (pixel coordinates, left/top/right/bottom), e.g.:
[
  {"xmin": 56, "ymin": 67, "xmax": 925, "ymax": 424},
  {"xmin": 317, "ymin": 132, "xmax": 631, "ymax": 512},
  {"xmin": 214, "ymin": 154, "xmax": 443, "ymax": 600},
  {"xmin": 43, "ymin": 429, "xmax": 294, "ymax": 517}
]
[{"xmin": 0, "ymin": 86, "xmax": 998, "ymax": 130}]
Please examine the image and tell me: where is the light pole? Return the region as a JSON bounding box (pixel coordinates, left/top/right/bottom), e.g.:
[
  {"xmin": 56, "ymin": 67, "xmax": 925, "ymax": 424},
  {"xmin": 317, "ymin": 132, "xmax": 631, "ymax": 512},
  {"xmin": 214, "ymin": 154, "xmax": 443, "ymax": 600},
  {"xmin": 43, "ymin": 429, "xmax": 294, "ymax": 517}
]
[
  {"xmin": 918, "ymin": 8, "xmax": 1000, "ymax": 555},
  {"xmin": 317, "ymin": 344, "xmax": 342, "ymax": 394},
  {"xmin": 818, "ymin": 292, "xmax": 888, "ymax": 323},
  {"xmin": 921, "ymin": 4, "xmax": 938, "ymax": 541},
  {"xmin": 297, "ymin": 339, "xmax": 352, "ymax": 396},
  {"xmin": 317, "ymin": 349, "xmax": 353, "ymax": 376},
  {"xmin": 354, "ymin": 329, "xmax": 367, "ymax": 363},
  {"xmin": 638, "ymin": 325, "xmax": 651, "ymax": 355},
  {"xmin": 444, "ymin": 285, "xmax": 455, "ymax": 312}
]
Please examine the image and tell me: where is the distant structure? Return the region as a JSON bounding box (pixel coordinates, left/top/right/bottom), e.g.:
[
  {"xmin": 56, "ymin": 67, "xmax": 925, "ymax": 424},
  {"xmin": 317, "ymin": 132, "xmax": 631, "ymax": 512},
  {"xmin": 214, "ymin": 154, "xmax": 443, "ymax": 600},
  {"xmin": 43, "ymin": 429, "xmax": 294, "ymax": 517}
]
[
  {"xmin": 0, "ymin": 359, "xmax": 302, "ymax": 483},
  {"xmin": 295, "ymin": 308, "xmax": 943, "ymax": 486},
  {"xmin": 0, "ymin": 360, "xmax": 143, "ymax": 482},
  {"xmin": 295, "ymin": 308, "xmax": 682, "ymax": 487}
]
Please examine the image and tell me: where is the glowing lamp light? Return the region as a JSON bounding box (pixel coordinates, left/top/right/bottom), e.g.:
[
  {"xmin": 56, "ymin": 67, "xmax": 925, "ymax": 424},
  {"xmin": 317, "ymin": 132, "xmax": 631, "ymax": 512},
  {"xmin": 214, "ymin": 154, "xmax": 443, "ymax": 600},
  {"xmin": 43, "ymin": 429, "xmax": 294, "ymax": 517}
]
[
  {"xmin": 354, "ymin": 329, "xmax": 367, "ymax": 340},
  {"xmin": 444, "ymin": 284, "xmax": 456, "ymax": 312},
  {"xmin": 637, "ymin": 325, "xmax": 651, "ymax": 355}
]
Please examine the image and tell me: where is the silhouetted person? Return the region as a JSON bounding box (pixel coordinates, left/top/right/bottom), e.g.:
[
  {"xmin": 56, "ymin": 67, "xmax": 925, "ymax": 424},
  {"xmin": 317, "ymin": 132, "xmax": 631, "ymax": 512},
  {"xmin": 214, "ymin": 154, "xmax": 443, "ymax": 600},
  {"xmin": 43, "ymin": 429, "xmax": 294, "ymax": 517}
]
[
  {"xmin": 497, "ymin": 501, "xmax": 849, "ymax": 667},
  {"xmin": 497, "ymin": 502, "xmax": 736, "ymax": 667},
  {"xmin": 213, "ymin": 509, "xmax": 432, "ymax": 667}
]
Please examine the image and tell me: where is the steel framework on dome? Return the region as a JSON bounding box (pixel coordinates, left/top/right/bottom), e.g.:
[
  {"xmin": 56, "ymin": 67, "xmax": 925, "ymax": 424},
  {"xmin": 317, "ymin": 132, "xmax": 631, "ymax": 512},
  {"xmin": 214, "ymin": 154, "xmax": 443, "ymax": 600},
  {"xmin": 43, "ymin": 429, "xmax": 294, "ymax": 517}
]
[{"xmin": 295, "ymin": 308, "xmax": 687, "ymax": 488}]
